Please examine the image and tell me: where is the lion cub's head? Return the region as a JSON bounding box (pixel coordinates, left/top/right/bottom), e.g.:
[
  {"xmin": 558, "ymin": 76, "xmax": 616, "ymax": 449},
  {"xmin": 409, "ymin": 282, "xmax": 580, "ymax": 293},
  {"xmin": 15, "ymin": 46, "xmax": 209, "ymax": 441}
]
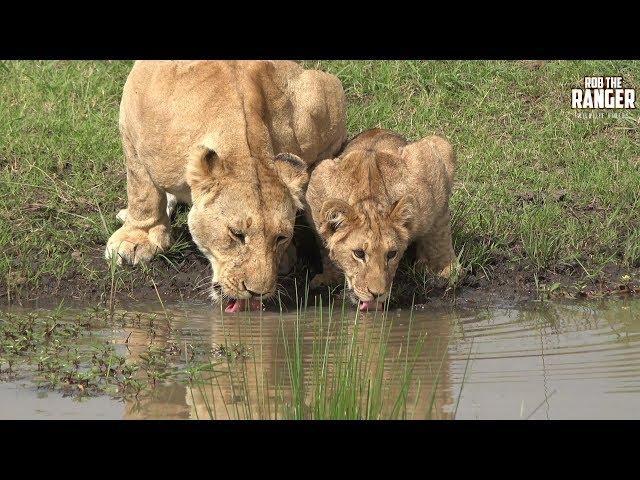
[
  {"xmin": 187, "ymin": 143, "xmax": 308, "ymax": 312},
  {"xmin": 319, "ymin": 196, "xmax": 414, "ymax": 310}
]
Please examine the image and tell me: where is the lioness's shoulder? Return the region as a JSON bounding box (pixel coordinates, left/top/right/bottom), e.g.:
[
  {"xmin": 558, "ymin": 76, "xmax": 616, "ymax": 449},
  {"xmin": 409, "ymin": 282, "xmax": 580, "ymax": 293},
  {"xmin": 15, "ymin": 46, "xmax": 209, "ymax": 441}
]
[{"xmin": 342, "ymin": 128, "xmax": 407, "ymax": 156}]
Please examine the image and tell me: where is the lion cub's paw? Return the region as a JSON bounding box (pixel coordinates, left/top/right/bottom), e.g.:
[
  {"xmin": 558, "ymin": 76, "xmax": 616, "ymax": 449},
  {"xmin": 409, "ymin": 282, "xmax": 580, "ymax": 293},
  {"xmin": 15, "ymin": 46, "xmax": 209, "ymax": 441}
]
[
  {"xmin": 309, "ymin": 271, "xmax": 343, "ymax": 290},
  {"xmin": 438, "ymin": 264, "xmax": 452, "ymax": 280},
  {"xmin": 278, "ymin": 242, "xmax": 297, "ymax": 275},
  {"xmin": 415, "ymin": 259, "xmax": 463, "ymax": 288},
  {"xmin": 104, "ymin": 225, "xmax": 171, "ymax": 265},
  {"xmin": 441, "ymin": 259, "xmax": 467, "ymax": 282}
]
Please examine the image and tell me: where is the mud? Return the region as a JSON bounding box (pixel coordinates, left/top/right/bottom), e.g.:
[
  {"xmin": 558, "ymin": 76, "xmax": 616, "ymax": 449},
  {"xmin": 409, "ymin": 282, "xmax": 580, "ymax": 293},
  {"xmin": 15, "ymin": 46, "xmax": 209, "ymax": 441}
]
[{"xmin": 2, "ymin": 213, "xmax": 638, "ymax": 310}]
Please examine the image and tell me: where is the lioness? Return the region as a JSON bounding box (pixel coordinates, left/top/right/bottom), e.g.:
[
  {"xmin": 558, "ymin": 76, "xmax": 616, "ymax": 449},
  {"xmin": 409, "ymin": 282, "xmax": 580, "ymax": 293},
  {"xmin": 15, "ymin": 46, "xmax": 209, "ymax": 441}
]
[
  {"xmin": 305, "ymin": 128, "xmax": 456, "ymax": 311},
  {"xmin": 105, "ymin": 61, "xmax": 346, "ymax": 312}
]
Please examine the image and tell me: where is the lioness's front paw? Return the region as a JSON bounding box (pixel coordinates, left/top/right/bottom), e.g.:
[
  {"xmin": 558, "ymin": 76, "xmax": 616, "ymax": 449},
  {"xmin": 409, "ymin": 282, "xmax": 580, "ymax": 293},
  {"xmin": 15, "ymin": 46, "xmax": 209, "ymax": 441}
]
[
  {"xmin": 104, "ymin": 225, "xmax": 171, "ymax": 265},
  {"xmin": 116, "ymin": 209, "xmax": 128, "ymax": 223}
]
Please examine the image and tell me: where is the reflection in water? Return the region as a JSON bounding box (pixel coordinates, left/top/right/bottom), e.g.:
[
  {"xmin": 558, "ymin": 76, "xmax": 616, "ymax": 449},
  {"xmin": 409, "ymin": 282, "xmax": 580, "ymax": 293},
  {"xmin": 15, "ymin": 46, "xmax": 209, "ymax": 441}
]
[
  {"xmin": 120, "ymin": 304, "xmax": 456, "ymax": 419},
  {"xmin": 2, "ymin": 299, "xmax": 640, "ymax": 419}
]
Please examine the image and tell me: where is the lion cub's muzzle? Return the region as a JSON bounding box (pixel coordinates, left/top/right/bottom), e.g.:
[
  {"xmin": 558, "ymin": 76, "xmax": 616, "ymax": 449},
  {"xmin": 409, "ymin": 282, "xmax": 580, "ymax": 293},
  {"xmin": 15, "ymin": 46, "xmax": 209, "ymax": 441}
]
[{"xmin": 348, "ymin": 283, "xmax": 390, "ymax": 313}]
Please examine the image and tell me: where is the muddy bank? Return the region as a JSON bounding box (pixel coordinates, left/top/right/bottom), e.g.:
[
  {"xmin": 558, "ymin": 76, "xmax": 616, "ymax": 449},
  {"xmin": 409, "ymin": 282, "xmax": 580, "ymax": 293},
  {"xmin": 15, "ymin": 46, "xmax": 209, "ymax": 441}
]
[
  {"xmin": 2, "ymin": 214, "xmax": 639, "ymax": 309},
  {"xmin": 3, "ymin": 252, "xmax": 638, "ymax": 311}
]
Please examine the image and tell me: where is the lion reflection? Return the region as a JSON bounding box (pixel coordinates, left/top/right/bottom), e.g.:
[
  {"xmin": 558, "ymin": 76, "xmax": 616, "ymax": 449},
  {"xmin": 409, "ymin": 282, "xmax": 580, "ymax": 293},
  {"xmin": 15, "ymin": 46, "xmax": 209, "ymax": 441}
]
[{"xmin": 121, "ymin": 305, "xmax": 457, "ymax": 419}]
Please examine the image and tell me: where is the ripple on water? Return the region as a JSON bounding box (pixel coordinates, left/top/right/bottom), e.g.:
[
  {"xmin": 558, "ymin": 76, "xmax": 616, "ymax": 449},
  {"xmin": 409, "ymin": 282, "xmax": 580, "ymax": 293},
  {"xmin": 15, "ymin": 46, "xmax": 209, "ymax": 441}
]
[
  {"xmin": 445, "ymin": 301, "xmax": 640, "ymax": 419},
  {"xmin": 2, "ymin": 299, "xmax": 640, "ymax": 419}
]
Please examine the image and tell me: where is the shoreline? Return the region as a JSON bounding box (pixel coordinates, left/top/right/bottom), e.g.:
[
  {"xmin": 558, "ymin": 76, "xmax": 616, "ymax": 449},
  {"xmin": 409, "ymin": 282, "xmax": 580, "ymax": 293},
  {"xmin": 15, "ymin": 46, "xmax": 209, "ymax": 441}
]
[{"xmin": 3, "ymin": 250, "xmax": 638, "ymax": 310}]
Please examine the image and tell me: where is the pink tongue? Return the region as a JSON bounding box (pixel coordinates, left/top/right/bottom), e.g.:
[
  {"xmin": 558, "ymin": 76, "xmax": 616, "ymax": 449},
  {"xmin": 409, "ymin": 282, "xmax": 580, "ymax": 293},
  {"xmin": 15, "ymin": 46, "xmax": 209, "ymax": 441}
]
[
  {"xmin": 225, "ymin": 299, "xmax": 243, "ymax": 313},
  {"xmin": 224, "ymin": 299, "xmax": 263, "ymax": 313},
  {"xmin": 359, "ymin": 301, "xmax": 382, "ymax": 312}
]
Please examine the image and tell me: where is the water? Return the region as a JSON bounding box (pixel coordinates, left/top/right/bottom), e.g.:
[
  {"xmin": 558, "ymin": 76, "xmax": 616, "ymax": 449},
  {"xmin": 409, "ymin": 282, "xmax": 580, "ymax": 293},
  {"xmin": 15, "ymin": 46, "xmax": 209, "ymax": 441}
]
[
  {"xmin": 0, "ymin": 380, "xmax": 123, "ymax": 419},
  {"xmin": 1, "ymin": 299, "xmax": 639, "ymax": 419}
]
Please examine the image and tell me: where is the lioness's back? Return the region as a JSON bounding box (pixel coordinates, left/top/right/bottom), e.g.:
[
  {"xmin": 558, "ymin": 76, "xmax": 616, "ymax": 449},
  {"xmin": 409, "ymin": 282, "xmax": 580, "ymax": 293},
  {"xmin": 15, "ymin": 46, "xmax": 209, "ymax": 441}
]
[
  {"xmin": 120, "ymin": 60, "xmax": 344, "ymax": 165},
  {"xmin": 121, "ymin": 60, "xmax": 301, "ymax": 127}
]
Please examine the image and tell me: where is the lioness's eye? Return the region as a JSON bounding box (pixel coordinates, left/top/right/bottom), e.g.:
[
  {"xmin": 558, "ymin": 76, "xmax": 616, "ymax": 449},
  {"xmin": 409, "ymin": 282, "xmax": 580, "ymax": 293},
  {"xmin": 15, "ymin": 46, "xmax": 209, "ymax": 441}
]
[
  {"xmin": 229, "ymin": 228, "xmax": 245, "ymax": 244},
  {"xmin": 387, "ymin": 250, "xmax": 397, "ymax": 260},
  {"xmin": 353, "ymin": 249, "xmax": 365, "ymax": 260}
]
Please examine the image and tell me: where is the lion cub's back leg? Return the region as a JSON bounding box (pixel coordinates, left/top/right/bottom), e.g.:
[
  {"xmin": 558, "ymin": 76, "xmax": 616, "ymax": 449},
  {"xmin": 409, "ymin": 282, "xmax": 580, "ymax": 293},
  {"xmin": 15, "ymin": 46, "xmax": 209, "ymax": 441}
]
[
  {"xmin": 415, "ymin": 208, "xmax": 456, "ymax": 279},
  {"xmin": 289, "ymin": 69, "xmax": 347, "ymax": 161},
  {"xmin": 105, "ymin": 133, "xmax": 172, "ymax": 265}
]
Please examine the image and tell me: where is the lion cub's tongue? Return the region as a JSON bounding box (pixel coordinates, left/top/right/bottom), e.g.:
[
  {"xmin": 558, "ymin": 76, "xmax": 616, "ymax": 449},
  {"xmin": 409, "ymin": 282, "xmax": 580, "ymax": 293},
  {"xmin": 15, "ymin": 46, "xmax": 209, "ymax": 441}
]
[
  {"xmin": 224, "ymin": 299, "xmax": 263, "ymax": 313},
  {"xmin": 359, "ymin": 301, "xmax": 382, "ymax": 312}
]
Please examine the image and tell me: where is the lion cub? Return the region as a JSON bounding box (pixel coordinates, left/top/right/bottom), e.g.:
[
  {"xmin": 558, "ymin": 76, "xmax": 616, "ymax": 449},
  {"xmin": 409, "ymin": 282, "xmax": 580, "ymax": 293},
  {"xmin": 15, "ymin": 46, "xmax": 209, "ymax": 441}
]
[{"xmin": 305, "ymin": 128, "xmax": 456, "ymax": 311}]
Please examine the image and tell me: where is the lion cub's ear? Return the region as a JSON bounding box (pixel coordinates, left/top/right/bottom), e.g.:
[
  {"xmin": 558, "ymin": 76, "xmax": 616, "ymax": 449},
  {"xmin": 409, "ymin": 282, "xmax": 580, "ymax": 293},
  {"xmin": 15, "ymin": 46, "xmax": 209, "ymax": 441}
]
[
  {"xmin": 388, "ymin": 195, "xmax": 415, "ymax": 234},
  {"xmin": 274, "ymin": 153, "xmax": 309, "ymax": 210},
  {"xmin": 320, "ymin": 199, "xmax": 355, "ymax": 237},
  {"xmin": 187, "ymin": 143, "xmax": 223, "ymax": 198}
]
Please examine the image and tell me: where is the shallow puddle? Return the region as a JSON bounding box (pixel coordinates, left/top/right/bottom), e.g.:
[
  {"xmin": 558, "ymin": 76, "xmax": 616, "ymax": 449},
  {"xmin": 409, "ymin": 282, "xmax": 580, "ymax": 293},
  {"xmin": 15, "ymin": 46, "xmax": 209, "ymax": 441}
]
[{"xmin": 1, "ymin": 299, "xmax": 640, "ymax": 419}]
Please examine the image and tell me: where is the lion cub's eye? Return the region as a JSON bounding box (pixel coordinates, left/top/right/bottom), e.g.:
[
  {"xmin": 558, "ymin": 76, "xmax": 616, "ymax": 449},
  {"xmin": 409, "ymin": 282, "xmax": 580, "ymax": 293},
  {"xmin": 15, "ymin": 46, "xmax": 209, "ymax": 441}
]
[
  {"xmin": 387, "ymin": 250, "xmax": 398, "ymax": 260},
  {"xmin": 353, "ymin": 249, "xmax": 366, "ymax": 260},
  {"xmin": 229, "ymin": 228, "xmax": 246, "ymax": 244},
  {"xmin": 276, "ymin": 235, "xmax": 289, "ymax": 244}
]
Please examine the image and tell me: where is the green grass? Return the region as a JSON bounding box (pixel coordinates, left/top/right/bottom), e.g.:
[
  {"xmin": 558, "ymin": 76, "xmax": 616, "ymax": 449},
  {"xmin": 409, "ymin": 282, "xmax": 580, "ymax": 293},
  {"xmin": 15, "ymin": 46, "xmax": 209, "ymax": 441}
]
[
  {"xmin": 1, "ymin": 60, "xmax": 639, "ymax": 301},
  {"xmin": 0, "ymin": 305, "xmax": 162, "ymax": 397},
  {"xmin": 186, "ymin": 287, "xmax": 432, "ymax": 420},
  {"xmin": 0, "ymin": 61, "xmax": 132, "ymax": 296}
]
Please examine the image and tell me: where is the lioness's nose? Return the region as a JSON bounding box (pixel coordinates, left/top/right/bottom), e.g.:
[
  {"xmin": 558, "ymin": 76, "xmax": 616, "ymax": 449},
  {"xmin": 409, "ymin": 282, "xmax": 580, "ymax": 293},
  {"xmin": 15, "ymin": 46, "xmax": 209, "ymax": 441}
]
[
  {"xmin": 242, "ymin": 282, "xmax": 270, "ymax": 297},
  {"xmin": 246, "ymin": 288, "xmax": 268, "ymax": 297},
  {"xmin": 368, "ymin": 288, "xmax": 386, "ymax": 298}
]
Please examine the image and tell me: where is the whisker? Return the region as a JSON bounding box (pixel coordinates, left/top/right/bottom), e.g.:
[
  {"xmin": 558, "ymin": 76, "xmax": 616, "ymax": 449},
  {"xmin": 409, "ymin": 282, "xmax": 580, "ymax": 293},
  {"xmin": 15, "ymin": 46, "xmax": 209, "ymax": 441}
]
[
  {"xmin": 274, "ymin": 283, "xmax": 294, "ymax": 303},
  {"xmin": 193, "ymin": 273, "xmax": 214, "ymax": 291}
]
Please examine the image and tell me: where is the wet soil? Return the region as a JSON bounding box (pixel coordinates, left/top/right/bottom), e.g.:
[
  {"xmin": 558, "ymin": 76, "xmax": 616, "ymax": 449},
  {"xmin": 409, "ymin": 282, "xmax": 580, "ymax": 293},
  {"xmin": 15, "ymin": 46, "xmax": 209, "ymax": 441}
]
[{"xmin": 2, "ymin": 213, "xmax": 638, "ymax": 310}]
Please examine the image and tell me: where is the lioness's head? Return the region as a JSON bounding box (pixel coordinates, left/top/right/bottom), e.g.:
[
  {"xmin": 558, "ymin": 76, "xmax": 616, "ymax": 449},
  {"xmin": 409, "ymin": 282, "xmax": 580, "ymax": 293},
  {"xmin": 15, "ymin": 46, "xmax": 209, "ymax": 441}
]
[
  {"xmin": 319, "ymin": 196, "xmax": 414, "ymax": 311},
  {"xmin": 187, "ymin": 143, "xmax": 308, "ymax": 312}
]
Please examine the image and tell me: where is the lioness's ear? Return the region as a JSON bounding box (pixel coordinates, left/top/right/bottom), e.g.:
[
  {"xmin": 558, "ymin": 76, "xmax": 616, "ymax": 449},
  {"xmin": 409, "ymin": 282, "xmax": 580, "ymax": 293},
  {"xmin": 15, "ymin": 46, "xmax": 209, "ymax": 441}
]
[
  {"xmin": 320, "ymin": 199, "xmax": 354, "ymax": 237},
  {"xmin": 186, "ymin": 143, "xmax": 223, "ymax": 196},
  {"xmin": 273, "ymin": 153, "xmax": 309, "ymax": 210},
  {"xmin": 388, "ymin": 195, "xmax": 415, "ymax": 233}
]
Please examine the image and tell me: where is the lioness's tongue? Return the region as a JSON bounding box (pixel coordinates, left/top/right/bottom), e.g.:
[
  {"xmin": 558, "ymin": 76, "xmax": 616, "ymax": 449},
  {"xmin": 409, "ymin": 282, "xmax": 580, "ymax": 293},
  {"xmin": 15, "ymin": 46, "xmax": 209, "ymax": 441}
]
[
  {"xmin": 224, "ymin": 299, "xmax": 263, "ymax": 313},
  {"xmin": 359, "ymin": 301, "xmax": 382, "ymax": 312},
  {"xmin": 225, "ymin": 299, "xmax": 244, "ymax": 313}
]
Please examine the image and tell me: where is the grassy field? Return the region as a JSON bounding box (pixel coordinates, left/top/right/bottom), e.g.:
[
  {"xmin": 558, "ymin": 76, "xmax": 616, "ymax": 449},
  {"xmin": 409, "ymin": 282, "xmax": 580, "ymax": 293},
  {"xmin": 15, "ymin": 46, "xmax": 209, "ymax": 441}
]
[{"xmin": 1, "ymin": 60, "xmax": 639, "ymax": 304}]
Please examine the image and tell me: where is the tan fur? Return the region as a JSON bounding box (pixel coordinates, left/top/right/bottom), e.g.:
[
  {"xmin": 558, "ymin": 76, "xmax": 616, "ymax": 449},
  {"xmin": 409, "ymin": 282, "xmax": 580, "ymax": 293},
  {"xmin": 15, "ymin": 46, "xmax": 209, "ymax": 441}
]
[
  {"xmin": 305, "ymin": 128, "xmax": 456, "ymax": 303},
  {"xmin": 105, "ymin": 61, "xmax": 346, "ymax": 302}
]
